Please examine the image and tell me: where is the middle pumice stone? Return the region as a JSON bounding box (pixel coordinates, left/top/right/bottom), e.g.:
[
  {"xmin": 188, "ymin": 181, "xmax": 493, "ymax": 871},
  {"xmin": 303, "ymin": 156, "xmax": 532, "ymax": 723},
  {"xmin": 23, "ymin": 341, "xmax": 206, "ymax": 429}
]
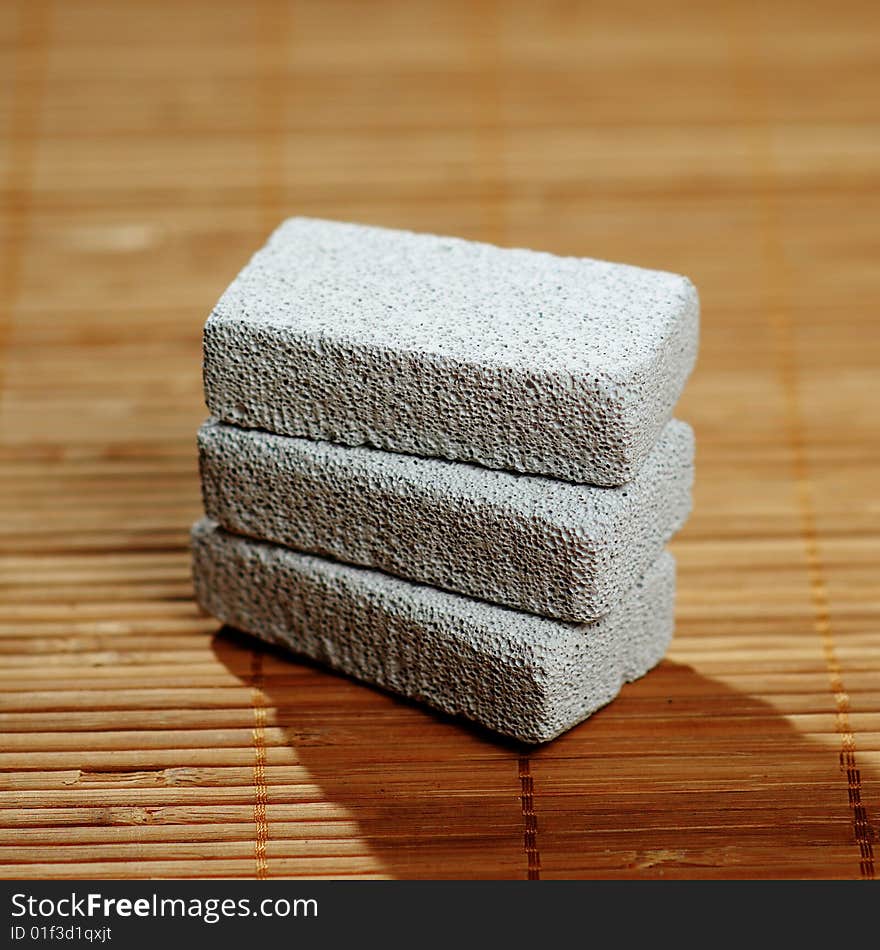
[{"xmin": 198, "ymin": 417, "xmax": 694, "ymax": 623}]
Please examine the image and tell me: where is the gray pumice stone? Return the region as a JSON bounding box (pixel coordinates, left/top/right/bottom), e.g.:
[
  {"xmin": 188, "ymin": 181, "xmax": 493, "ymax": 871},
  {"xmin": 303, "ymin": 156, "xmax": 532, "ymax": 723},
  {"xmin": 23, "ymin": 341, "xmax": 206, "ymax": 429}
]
[
  {"xmin": 191, "ymin": 519, "xmax": 676, "ymax": 744},
  {"xmin": 203, "ymin": 218, "xmax": 699, "ymax": 486},
  {"xmin": 198, "ymin": 418, "xmax": 693, "ymax": 622}
]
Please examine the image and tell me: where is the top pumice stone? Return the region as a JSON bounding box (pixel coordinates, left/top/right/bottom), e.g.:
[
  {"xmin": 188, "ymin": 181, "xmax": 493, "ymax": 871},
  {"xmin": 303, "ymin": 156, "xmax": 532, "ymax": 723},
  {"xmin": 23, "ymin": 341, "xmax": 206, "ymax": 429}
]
[{"xmin": 203, "ymin": 218, "xmax": 699, "ymax": 486}]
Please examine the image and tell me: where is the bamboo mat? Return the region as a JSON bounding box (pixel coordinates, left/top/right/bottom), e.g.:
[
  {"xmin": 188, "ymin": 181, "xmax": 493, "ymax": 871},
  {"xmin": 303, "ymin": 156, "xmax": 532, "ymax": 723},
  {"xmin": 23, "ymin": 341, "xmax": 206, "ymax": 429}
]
[{"xmin": 1, "ymin": 0, "xmax": 878, "ymax": 880}]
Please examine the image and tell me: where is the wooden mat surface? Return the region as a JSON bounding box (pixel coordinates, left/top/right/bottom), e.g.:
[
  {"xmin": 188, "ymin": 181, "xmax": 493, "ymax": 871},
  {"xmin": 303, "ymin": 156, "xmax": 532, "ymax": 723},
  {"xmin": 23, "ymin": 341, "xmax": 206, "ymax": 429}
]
[{"xmin": 1, "ymin": 0, "xmax": 878, "ymax": 879}]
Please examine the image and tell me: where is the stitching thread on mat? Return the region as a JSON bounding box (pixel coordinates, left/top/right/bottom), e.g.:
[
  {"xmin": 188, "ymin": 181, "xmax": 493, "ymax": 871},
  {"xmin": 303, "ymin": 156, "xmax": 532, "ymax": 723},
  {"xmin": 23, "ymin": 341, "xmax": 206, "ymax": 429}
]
[
  {"xmin": 779, "ymin": 350, "xmax": 876, "ymax": 879},
  {"xmin": 246, "ymin": 0, "xmax": 290, "ymax": 882},
  {"xmin": 518, "ymin": 757, "xmax": 541, "ymax": 880},
  {"xmin": 730, "ymin": 17, "xmax": 876, "ymax": 880},
  {"xmin": 250, "ymin": 650, "xmax": 270, "ymax": 879}
]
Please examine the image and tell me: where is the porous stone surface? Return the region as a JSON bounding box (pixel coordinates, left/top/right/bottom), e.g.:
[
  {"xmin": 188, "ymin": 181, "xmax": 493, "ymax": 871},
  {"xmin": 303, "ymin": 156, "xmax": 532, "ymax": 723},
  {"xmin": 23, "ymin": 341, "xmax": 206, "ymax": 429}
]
[
  {"xmin": 191, "ymin": 518, "xmax": 676, "ymax": 744},
  {"xmin": 199, "ymin": 417, "xmax": 693, "ymax": 622},
  {"xmin": 203, "ymin": 217, "xmax": 699, "ymax": 486}
]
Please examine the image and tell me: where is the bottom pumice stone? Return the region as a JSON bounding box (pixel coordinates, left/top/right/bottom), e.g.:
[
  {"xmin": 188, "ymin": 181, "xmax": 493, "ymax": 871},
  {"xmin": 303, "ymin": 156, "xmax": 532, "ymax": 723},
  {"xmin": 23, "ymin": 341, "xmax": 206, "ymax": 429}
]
[{"xmin": 191, "ymin": 518, "xmax": 676, "ymax": 743}]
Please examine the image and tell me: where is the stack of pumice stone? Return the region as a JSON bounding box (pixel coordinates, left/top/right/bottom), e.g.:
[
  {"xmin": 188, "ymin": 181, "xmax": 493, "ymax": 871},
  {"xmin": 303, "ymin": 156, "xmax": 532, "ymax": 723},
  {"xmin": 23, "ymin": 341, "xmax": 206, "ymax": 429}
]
[{"xmin": 192, "ymin": 218, "xmax": 699, "ymax": 743}]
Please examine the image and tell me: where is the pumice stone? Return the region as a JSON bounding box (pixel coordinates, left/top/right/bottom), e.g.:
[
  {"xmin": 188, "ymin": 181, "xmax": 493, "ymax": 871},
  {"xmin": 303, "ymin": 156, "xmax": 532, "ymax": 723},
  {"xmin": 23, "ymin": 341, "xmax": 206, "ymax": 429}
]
[
  {"xmin": 198, "ymin": 417, "xmax": 693, "ymax": 622},
  {"xmin": 191, "ymin": 519, "xmax": 676, "ymax": 744},
  {"xmin": 203, "ymin": 217, "xmax": 699, "ymax": 486}
]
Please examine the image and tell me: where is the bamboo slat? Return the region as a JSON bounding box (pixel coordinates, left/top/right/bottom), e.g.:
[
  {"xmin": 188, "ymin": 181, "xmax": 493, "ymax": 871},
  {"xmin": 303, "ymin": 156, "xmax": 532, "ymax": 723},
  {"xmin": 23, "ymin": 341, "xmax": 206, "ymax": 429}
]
[{"xmin": 1, "ymin": 0, "xmax": 878, "ymax": 879}]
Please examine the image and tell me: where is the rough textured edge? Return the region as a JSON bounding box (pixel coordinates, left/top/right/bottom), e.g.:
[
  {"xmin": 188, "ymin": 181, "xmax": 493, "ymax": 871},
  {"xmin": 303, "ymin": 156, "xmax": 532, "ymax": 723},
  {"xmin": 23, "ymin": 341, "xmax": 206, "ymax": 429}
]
[
  {"xmin": 202, "ymin": 314, "xmax": 698, "ymax": 487},
  {"xmin": 202, "ymin": 219, "xmax": 700, "ymax": 486},
  {"xmin": 191, "ymin": 519, "xmax": 676, "ymax": 743},
  {"xmin": 198, "ymin": 417, "xmax": 693, "ymax": 621}
]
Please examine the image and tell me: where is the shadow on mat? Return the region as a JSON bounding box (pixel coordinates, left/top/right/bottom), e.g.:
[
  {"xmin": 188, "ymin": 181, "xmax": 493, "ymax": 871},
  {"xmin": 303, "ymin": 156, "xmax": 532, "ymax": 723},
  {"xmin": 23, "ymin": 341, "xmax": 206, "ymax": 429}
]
[{"xmin": 211, "ymin": 626, "xmax": 876, "ymax": 879}]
